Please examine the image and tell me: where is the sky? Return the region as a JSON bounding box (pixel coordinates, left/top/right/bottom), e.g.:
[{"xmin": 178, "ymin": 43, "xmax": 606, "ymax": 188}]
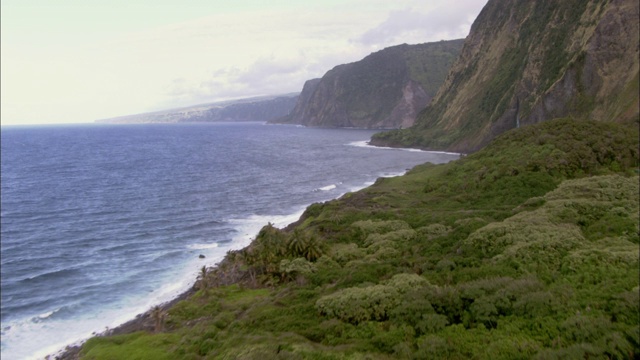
[{"xmin": 1, "ymin": 0, "xmax": 488, "ymax": 126}]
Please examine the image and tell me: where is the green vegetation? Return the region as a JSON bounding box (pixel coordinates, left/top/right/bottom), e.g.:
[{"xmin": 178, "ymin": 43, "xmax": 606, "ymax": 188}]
[{"xmin": 78, "ymin": 118, "xmax": 639, "ymax": 359}]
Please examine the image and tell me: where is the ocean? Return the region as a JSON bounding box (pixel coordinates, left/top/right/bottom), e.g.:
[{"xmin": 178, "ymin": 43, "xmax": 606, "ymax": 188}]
[{"xmin": 0, "ymin": 122, "xmax": 459, "ymax": 359}]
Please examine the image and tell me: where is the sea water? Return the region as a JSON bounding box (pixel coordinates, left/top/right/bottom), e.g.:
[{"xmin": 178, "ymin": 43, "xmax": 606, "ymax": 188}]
[{"xmin": 0, "ymin": 122, "xmax": 458, "ymax": 358}]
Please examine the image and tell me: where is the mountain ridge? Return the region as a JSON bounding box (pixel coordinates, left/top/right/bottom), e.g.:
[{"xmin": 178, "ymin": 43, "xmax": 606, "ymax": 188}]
[
  {"xmin": 271, "ymin": 40, "xmax": 464, "ymax": 129},
  {"xmin": 96, "ymin": 94, "xmax": 298, "ymax": 124},
  {"xmin": 372, "ymin": 0, "xmax": 639, "ymax": 153}
]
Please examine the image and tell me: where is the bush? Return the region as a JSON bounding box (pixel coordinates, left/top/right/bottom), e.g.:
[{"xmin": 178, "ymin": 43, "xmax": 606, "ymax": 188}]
[
  {"xmin": 416, "ymin": 223, "xmax": 451, "ymax": 239},
  {"xmin": 415, "ymin": 335, "xmax": 451, "ymax": 359},
  {"xmin": 363, "ymin": 229, "xmax": 417, "ymax": 246},
  {"xmin": 351, "ymin": 220, "xmax": 412, "ymax": 236},
  {"xmin": 316, "ymin": 274, "xmax": 428, "ymax": 324},
  {"xmin": 316, "ymin": 284, "xmax": 400, "ymax": 323},
  {"xmin": 329, "ymin": 243, "xmax": 365, "ymax": 266},
  {"xmin": 280, "ymin": 258, "xmax": 317, "ymax": 276}
]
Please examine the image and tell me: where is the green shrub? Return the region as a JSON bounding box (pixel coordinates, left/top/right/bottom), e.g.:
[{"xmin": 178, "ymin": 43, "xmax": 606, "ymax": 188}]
[
  {"xmin": 280, "ymin": 258, "xmax": 317, "ymax": 276},
  {"xmin": 533, "ymin": 343, "xmax": 605, "ymax": 360},
  {"xmin": 416, "ymin": 223, "xmax": 451, "ymax": 239},
  {"xmin": 351, "ymin": 220, "xmax": 411, "ymax": 236},
  {"xmin": 416, "ymin": 313, "xmax": 449, "ymax": 334},
  {"xmin": 470, "ymin": 297, "xmax": 499, "ymax": 328},
  {"xmin": 561, "ymin": 315, "xmax": 613, "ymax": 343},
  {"xmin": 316, "ymin": 274, "xmax": 428, "ymax": 324},
  {"xmin": 316, "ymin": 284, "xmax": 399, "ymax": 323},
  {"xmin": 363, "ymin": 229, "xmax": 416, "ymax": 246},
  {"xmin": 607, "ymin": 287, "xmax": 640, "ymax": 324},
  {"xmin": 329, "ymin": 243, "xmax": 365, "ymax": 266},
  {"xmin": 415, "ymin": 335, "xmax": 451, "ymax": 359}
]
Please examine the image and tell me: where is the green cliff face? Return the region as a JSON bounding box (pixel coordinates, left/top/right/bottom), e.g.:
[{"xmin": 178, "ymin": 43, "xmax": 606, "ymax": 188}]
[
  {"xmin": 372, "ymin": 0, "xmax": 639, "ymax": 152},
  {"xmin": 273, "ymin": 40, "xmax": 464, "ymax": 129}
]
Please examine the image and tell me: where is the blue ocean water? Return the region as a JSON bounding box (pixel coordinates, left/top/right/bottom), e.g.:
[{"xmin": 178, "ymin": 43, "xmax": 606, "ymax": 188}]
[{"xmin": 0, "ymin": 122, "xmax": 458, "ymax": 358}]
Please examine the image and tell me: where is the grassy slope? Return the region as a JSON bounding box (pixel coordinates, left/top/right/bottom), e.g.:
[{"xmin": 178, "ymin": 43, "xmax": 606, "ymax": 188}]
[{"xmin": 80, "ymin": 119, "xmax": 639, "ymax": 359}]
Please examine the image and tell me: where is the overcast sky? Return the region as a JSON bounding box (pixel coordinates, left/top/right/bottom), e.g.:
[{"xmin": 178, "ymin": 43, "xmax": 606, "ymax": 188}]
[{"xmin": 1, "ymin": 0, "xmax": 488, "ymax": 126}]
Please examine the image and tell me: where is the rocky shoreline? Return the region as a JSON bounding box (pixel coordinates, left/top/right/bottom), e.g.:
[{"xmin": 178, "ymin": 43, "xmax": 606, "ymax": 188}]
[
  {"xmin": 52, "ymin": 248, "xmax": 250, "ymax": 360},
  {"xmin": 52, "ymin": 287, "xmax": 196, "ymax": 360}
]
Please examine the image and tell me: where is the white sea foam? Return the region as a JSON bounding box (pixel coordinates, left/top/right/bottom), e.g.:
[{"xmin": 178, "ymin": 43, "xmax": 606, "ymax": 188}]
[
  {"xmin": 347, "ymin": 140, "xmax": 462, "ymax": 155},
  {"xmin": 35, "ymin": 310, "xmax": 55, "ymax": 320},
  {"xmin": 4, "ymin": 255, "xmax": 217, "ymax": 360},
  {"xmin": 10, "ymin": 209, "xmax": 307, "ymax": 360},
  {"xmin": 317, "ymin": 184, "xmax": 337, "ymax": 191},
  {"xmin": 2, "ymin": 239, "xmax": 229, "ymax": 360},
  {"xmin": 186, "ymin": 243, "xmax": 219, "ymax": 250},
  {"xmin": 228, "ymin": 207, "xmax": 307, "ymax": 247}
]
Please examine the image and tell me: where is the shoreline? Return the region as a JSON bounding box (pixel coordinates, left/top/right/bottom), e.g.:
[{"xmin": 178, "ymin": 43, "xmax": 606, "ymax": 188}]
[
  {"xmin": 52, "ymin": 286, "xmax": 197, "ymax": 360},
  {"xmin": 47, "ymin": 154, "xmax": 459, "ymax": 359},
  {"xmin": 50, "ymin": 183, "xmax": 377, "ymax": 359},
  {"xmin": 50, "ymin": 210, "xmax": 307, "ymax": 360}
]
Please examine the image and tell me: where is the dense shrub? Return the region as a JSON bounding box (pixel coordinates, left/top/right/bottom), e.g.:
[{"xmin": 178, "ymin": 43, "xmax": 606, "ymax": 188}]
[
  {"xmin": 363, "ymin": 229, "xmax": 416, "ymax": 246},
  {"xmin": 316, "ymin": 274, "xmax": 428, "ymax": 323},
  {"xmin": 351, "ymin": 220, "xmax": 412, "ymax": 236},
  {"xmin": 329, "ymin": 243, "xmax": 365, "ymax": 266}
]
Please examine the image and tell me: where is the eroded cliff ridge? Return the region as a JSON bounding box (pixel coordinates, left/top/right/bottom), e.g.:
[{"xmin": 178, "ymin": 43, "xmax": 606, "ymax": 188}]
[
  {"xmin": 373, "ymin": 0, "xmax": 639, "ymax": 153},
  {"xmin": 272, "ymin": 40, "xmax": 464, "ymax": 129}
]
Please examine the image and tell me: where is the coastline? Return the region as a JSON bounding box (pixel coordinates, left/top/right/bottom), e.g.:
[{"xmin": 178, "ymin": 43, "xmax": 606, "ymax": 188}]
[
  {"xmin": 49, "ymin": 180, "xmax": 391, "ymax": 359},
  {"xmin": 49, "ymin": 208, "xmax": 309, "ymax": 359},
  {"xmin": 53, "ymin": 287, "xmax": 196, "ymax": 360},
  {"xmin": 47, "ymin": 151, "xmax": 460, "ymax": 359}
]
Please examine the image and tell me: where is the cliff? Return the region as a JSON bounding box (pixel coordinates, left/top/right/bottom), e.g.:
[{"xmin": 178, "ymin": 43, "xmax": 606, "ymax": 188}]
[
  {"xmin": 97, "ymin": 94, "xmax": 298, "ymax": 124},
  {"xmin": 272, "ymin": 40, "xmax": 464, "ymax": 129},
  {"xmin": 372, "ymin": 0, "xmax": 639, "ymax": 153}
]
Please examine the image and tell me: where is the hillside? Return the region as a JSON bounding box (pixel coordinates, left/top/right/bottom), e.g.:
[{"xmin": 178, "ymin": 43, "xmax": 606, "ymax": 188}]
[
  {"xmin": 372, "ymin": 0, "xmax": 639, "ymax": 153},
  {"xmin": 271, "ymin": 40, "xmax": 464, "ymax": 129},
  {"xmin": 73, "ymin": 118, "xmax": 639, "ymax": 359},
  {"xmin": 96, "ymin": 94, "xmax": 298, "ymax": 124}
]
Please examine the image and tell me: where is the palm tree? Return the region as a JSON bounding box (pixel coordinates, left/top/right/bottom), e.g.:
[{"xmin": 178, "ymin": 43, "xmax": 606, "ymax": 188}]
[
  {"xmin": 197, "ymin": 265, "xmax": 208, "ymax": 290},
  {"xmin": 303, "ymin": 234, "xmax": 323, "ymax": 262},
  {"xmin": 287, "ymin": 229, "xmax": 308, "ymax": 257},
  {"xmin": 239, "ymin": 249, "xmax": 258, "ymax": 285},
  {"xmin": 151, "ymin": 306, "xmax": 165, "ymax": 332}
]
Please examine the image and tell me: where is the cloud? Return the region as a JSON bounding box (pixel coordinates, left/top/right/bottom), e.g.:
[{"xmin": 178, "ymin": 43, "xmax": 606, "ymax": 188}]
[
  {"xmin": 163, "ymin": 56, "xmax": 311, "ymax": 108},
  {"xmin": 356, "ymin": 0, "xmax": 486, "ymax": 46},
  {"xmin": 2, "ymin": 0, "xmax": 489, "ymax": 124}
]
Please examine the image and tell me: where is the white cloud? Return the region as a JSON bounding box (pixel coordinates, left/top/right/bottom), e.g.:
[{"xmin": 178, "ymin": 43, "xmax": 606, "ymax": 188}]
[
  {"xmin": 356, "ymin": 0, "xmax": 487, "ymax": 46},
  {"xmin": 1, "ymin": 0, "xmax": 488, "ymax": 125}
]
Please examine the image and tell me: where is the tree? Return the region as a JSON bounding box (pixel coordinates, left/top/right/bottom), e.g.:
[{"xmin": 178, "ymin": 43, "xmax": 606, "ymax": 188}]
[
  {"xmin": 151, "ymin": 306, "xmax": 165, "ymax": 332},
  {"xmin": 197, "ymin": 266, "xmax": 209, "ymax": 290},
  {"xmin": 287, "ymin": 229, "xmax": 308, "ymax": 257}
]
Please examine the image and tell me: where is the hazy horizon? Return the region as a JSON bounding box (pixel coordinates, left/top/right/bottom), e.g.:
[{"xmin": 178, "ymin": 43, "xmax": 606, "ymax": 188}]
[{"xmin": 1, "ymin": 0, "xmax": 488, "ymax": 126}]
